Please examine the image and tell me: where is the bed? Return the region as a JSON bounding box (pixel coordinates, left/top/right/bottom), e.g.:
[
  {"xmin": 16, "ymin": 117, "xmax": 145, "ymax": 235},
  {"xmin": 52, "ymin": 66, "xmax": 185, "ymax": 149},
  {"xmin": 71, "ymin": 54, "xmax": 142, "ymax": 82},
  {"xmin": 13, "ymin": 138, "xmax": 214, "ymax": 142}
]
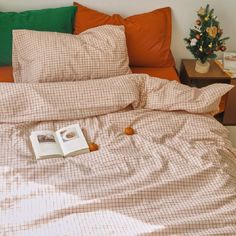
[{"xmin": 1, "ymin": 3, "xmax": 236, "ymax": 236}]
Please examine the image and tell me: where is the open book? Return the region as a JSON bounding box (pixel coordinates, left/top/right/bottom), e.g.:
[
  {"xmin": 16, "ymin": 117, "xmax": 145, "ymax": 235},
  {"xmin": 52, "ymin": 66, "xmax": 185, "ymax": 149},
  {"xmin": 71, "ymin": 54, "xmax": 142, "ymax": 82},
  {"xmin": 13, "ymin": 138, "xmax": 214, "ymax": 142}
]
[
  {"xmin": 30, "ymin": 124, "xmax": 89, "ymax": 160},
  {"xmin": 215, "ymin": 59, "xmax": 236, "ymax": 78}
]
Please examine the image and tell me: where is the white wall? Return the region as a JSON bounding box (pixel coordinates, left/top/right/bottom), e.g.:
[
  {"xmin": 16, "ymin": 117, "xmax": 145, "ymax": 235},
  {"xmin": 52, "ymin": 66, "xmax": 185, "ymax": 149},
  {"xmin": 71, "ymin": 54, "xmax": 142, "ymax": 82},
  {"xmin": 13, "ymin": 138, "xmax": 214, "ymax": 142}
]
[{"xmin": 1, "ymin": 0, "xmax": 235, "ymax": 69}]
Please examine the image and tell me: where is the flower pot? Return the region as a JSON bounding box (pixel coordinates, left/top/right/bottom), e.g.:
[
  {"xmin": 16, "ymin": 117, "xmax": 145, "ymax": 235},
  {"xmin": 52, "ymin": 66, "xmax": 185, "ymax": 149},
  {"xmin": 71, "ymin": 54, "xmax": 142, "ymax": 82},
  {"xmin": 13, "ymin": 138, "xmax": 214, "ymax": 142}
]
[{"xmin": 195, "ymin": 60, "xmax": 210, "ymax": 73}]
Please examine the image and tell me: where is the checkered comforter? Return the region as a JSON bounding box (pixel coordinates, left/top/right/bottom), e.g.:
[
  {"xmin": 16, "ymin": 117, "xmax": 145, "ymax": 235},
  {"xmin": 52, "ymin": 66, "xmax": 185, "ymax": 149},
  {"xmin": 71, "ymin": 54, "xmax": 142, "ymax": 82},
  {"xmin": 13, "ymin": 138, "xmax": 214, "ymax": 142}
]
[{"xmin": 1, "ymin": 74, "xmax": 236, "ymax": 235}]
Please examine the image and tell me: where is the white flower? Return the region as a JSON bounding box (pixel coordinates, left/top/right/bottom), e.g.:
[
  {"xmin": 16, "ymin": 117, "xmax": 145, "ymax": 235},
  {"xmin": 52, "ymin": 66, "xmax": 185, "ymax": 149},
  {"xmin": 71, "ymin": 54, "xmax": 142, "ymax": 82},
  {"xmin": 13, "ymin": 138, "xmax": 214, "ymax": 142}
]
[
  {"xmin": 190, "ymin": 38, "xmax": 198, "ymax": 46},
  {"xmin": 194, "ymin": 25, "xmax": 201, "ymax": 32}
]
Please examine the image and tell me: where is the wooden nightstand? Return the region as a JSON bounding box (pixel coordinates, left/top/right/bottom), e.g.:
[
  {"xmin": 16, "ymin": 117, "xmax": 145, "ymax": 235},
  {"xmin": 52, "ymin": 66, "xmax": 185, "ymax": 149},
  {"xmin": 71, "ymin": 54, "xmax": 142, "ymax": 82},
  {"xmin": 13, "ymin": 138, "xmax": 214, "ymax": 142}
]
[
  {"xmin": 180, "ymin": 59, "xmax": 233, "ymax": 120},
  {"xmin": 180, "ymin": 59, "xmax": 231, "ymax": 87}
]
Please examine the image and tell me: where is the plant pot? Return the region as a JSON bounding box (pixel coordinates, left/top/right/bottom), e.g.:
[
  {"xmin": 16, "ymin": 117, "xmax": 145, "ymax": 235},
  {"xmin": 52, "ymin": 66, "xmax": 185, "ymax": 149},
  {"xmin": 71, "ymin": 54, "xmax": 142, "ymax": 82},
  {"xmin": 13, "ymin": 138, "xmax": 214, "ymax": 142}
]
[{"xmin": 195, "ymin": 60, "xmax": 210, "ymax": 73}]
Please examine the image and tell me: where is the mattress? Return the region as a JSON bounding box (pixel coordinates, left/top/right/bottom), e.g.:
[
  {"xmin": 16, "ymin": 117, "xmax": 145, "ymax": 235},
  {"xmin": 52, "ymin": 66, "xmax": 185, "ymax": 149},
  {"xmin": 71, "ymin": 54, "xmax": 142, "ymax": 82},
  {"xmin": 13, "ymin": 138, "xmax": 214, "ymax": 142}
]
[{"xmin": 0, "ymin": 73, "xmax": 236, "ymax": 235}]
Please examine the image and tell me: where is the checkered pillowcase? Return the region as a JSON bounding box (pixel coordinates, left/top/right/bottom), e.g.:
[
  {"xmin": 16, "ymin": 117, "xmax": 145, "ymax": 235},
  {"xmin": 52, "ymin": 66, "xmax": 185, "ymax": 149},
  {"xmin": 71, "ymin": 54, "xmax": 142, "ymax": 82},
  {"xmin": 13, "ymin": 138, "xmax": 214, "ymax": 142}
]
[{"xmin": 12, "ymin": 25, "xmax": 131, "ymax": 83}]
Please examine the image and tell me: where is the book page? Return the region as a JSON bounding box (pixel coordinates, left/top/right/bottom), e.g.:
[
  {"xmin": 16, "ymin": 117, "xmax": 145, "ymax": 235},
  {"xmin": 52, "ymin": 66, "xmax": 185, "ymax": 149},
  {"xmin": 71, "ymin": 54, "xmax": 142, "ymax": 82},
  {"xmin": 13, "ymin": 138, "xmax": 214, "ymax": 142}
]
[
  {"xmin": 31, "ymin": 131, "xmax": 63, "ymax": 159},
  {"xmin": 215, "ymin": 60, "xmax": 236, "ymax": 78},
  {"xmin": 56, "ymin": 124, "xmax": 89, "ymax": 157},
  {"xmin": 224, "ymin": 52, "xmax": 236, "ymax": 72}
]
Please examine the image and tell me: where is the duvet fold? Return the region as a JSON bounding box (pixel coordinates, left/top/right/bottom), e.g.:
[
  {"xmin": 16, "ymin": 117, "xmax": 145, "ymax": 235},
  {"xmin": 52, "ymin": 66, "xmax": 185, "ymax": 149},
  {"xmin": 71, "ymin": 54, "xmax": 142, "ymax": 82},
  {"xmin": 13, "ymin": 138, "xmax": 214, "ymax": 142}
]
[
  {"xmin": 0, "ymin": 73, "xmax": 233, "ymax": 123},
  {"xmin": 0, "ymin": 75, "xmax": 140, "ymax": 123}
]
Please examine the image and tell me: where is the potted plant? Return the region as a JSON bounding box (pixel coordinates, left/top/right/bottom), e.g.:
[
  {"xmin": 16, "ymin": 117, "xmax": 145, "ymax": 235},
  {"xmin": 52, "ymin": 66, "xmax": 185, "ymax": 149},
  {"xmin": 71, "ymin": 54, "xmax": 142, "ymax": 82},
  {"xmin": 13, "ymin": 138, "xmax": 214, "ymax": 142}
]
[{"xmin": 184, "ymin": 4, "xmax": 229, "ymax": 73}]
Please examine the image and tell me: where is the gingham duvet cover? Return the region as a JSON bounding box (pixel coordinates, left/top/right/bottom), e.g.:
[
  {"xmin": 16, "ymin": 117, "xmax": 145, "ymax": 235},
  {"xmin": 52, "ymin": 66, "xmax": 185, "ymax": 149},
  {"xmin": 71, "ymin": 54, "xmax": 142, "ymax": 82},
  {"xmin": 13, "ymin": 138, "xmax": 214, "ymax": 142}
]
[{"xmin": 1, "ymin": 74, "xmax": 236, "ymax": 235}]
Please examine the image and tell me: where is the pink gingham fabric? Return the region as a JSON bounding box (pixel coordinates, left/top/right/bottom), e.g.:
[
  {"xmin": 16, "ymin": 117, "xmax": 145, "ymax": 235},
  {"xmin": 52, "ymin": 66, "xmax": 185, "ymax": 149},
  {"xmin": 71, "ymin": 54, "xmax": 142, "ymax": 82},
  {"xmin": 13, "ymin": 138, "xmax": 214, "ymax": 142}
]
[
  {"xmin": 0, "ymin": 74, "xmax": 236, "ymax": 235},
  {"xmin": 142, "ymin": 77, "xmax": 234, "ymax": 115},
  {"xmin": 12, "ymin": 25, "xmax": 131, "ymax": 83},
  {"xmin": 0, "ymin": 74, "xmax": 233, "ymax": 123}
]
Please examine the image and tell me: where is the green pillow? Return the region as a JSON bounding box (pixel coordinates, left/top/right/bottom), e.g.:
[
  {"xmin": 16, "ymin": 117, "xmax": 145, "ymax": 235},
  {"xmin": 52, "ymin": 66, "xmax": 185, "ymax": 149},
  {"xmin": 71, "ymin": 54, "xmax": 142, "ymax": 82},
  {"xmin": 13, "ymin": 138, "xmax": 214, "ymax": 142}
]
[{"xmin": 0, "ymin": 6, "xmax": 77, "ymax": 66}]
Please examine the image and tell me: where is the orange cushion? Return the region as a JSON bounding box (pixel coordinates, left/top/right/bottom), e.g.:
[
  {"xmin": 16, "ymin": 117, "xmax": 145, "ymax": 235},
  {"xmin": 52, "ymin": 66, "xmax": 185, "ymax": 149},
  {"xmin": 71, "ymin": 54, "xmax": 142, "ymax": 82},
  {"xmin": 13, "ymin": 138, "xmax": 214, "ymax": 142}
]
[
  {"xmin": 131, "ymin": 66, "xmax": 180, "ymax": 82},
  {"xmin": 73, "ymin": 2, "xmax": 175, "ymax": 68},
  {"xmin": 0, "ymin": 66, "xmax": 14, "ymax": 82}
]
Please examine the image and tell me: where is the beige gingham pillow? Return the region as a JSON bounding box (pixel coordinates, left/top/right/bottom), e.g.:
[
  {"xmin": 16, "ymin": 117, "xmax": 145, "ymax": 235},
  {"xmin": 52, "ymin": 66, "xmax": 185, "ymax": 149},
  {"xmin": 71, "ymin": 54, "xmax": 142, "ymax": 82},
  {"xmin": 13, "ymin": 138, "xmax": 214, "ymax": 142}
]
[{"xmin": 12, "ymin": 25, "xmax": 131, "ymax": 83}]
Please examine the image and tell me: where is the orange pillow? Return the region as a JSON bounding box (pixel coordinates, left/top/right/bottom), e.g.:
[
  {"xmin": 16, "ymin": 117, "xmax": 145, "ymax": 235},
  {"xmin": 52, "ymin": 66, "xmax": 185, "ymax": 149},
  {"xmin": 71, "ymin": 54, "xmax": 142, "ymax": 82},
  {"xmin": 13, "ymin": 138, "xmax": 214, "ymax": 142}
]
[
  {"xmin": 73, "ymin": 2, "xmax": 175, "ymax": 68},
  {"xmin": 0, "ymin": 66, "xmax": 14, "ymax": 82}
]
